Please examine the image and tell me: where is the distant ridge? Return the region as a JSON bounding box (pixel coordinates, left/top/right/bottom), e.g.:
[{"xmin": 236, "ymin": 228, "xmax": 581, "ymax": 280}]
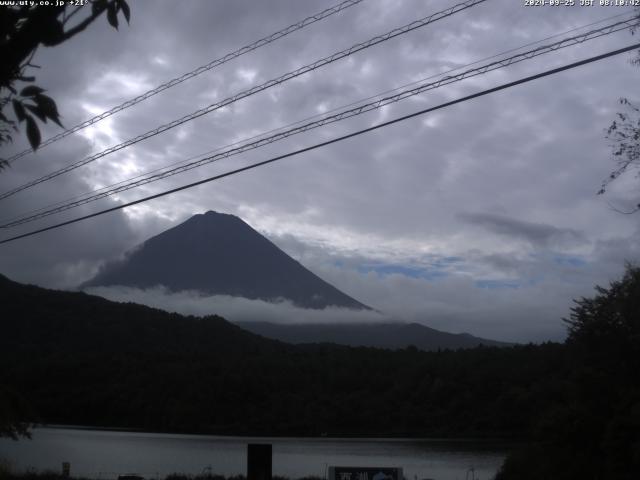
[
  {"xmin": 237, "ymin": 321, "xmax": 512, "ymax": 351},
  {"xmin": 84, "ymin": 211, "xmax": 369, "ymax": 310}
]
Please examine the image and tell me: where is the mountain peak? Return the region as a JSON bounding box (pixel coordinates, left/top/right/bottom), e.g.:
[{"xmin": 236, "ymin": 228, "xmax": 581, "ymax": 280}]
[
  {"xmin": 84, "ymin": 212, "xmax": 370, "ymax": 310},
  {"xmin": 176, "ymin": 210, "xmax": 250, "ymax": 236},
  {"xmin": 183, "ymin": 210, "xmax": 244, "ymax": 225},
  {"xmin": 200, "ymin": 210, "xmax": 237, "ymax": 220}
]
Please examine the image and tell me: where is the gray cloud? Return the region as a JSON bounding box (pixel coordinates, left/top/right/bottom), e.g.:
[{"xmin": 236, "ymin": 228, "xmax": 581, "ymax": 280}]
[
  {"xmin": 458, "ymin": 211, "xmax": 587, "ymax": 248},
  {"xmin": 1, "ymin": 0, "xmax": 639, "ymax": 341}
]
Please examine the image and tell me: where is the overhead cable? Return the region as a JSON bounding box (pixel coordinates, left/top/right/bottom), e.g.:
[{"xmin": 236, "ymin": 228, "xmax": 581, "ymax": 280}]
[
  {"xmin": 0, "ymin": 0, "xmax": 487, "ymax": 201},
  {"xmin": 2, "ymin": 42, "xmax": 638, "ymax": 245},
  {"xmin": 5, "ymin": 0, "xmax": 365, "ymax": 164},
  {"xmin": 2, "ymin": 15, "xmax": 636, "ymax": 229}
]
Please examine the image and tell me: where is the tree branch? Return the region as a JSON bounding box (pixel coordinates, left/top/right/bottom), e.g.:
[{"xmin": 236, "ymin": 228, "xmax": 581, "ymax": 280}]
[
  {"xmin": 606, "ymin": 200, "xmax": 640, "ymax": 215},
  {"xmin": 62, "ymin": 5, "xmax": 84, "ymax": 26},
  {"xmin": 58, "ymin": 1, "xmax": 113, "ymax": 43}
]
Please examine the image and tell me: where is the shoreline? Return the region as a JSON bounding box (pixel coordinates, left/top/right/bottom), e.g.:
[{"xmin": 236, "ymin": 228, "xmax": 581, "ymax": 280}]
[{"xmin": 29, "ymin": 424, "xmax": 520, "ymax": 443}]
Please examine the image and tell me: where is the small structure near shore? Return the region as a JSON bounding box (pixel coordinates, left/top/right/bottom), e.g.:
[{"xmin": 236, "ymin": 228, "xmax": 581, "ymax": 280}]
[{"xmin": 247, "ymin": 444, "xmax": 272, "ymax": 480}]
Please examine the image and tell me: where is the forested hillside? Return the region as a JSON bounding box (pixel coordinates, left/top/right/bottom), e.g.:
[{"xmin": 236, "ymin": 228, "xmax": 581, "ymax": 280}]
[
  {"xmin": 0, "ymin": 273, "xmax": 562, "ymax": 438},
  {"xmin": 2, "ymin": 267, "xmax": 639, "ymax": 479}
]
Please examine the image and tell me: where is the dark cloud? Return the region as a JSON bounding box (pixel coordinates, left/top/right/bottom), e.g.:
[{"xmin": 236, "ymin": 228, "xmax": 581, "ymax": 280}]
[{"xmin": 458, "ymin": 211, "xmax": 587, "ymax": 248}]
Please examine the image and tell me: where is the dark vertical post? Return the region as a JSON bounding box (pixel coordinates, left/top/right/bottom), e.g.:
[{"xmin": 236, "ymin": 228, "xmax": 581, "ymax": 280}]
[
  {"xmin": 247, "ymin": 443, "xmax": 272, "ymax": 480},
  {"xmin": 61, "ymin": 462, "xmax": 70, "ymax": 478}
]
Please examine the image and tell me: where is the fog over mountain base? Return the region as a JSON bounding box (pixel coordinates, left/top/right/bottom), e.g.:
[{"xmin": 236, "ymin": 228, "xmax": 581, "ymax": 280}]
[
  {"xmin": 85, "ymin": 285, "xmax": 388, "ymax": 325},
  {"xmin": 84, "ymin": 285, "xmax": 513, "ymax": 349}
]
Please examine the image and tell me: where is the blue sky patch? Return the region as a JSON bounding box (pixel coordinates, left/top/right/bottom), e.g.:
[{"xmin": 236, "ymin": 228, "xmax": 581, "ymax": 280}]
[
  {"xmin": 476, "ymin": 279, "xmax": 521, "ymax": 289},
  {"xmin": 553, "ymin": 255, "xmax": 587, "ymax": 267},
  {"xmin": 357, "ymin": 263, "xmax": 449, "ymax": 280}
]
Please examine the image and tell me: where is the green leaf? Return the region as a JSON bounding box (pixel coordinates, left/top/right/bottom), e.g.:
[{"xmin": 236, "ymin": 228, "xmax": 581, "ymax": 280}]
[
  {"xmin": 107, "ymin": 2, "xmax": 118, "ymax": 29},
  {"xmin": 25, "ymin": 104, "xmax": 47, "ymax": 123},
  {"xmin": 50, "ymin": 114, "xmax": 64, "ymax": 128},
  {"xmin": 25, "ymin": 115, "xmax": 41, "ymax": 150},
  {"xmin": 117, "ymin": 0, "xmax": 130, "ymax": 24},
  {"xmin": 20, "ymin": 86, "xmax": 46, "ymax": 97},
  {"xmin": 40, "ymin": 19, "xmax": 64, "ymax": 46},
  {"xmin": 92, "ymin": 0, "xmax": 108, "ymax": 16},
  {"xmin": 34, "ymin": 94, "xmax": 62, "ymax": 126},
  {"xmin": 12, "ymin": 100, "xmax": 26, "ymax": 122}
]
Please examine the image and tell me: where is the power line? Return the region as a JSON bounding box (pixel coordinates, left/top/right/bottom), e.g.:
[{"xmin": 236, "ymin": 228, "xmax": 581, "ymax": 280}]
[
  {"xmin": 2, "ymin": 42, "xmax": 638, "ymax": 246},
  {"xmin": 0, "ymin": 0, "xmax": 487, "ymax": 201},
  {"xmin": 5, "ymin": 8, "xmax": 634, "ymax": 231},
  {"xmin": 6, "ymin": 8, "xmax": 630, "ymax": 227},
  {"xmin": 5, "ymin": 0, "xmax": 365, "ymax": 164},
  {"xmin": 2, "ymin": 15, "xmax": 636, "ymax": 229},
  {"xmin": 6, "ymin": 10, "xmax": 629, "ymax": 228},
  {"xmin": 20, "ymin": 3, "xmax": 621, "ymax": 229},
  {"xmin": 3, "ymin": 14, "xmax": 635, "ymax": 227},
  {"xmin": 2, "ymin": 12, "xmax": 635, "ymax": 228}
]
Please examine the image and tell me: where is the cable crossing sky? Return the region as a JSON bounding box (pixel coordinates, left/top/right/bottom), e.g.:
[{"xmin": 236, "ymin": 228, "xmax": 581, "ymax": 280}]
[
  {"xmin": 2, "ymin": 42, "xmax": 638, "ymax": 246},
  {"xmin": 1, "ymin": 14, "xmax": 636, "ymax": 230},
  {"xmin": 0, "ymin": 0, "xmax": 487, "ymax": 202},
  {"xmin": 5, "ymin": 0, "xmax": 365, "ymax": 164}
]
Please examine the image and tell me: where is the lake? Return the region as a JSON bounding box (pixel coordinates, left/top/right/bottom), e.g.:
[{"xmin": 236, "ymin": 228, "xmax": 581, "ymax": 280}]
[{"xmin": 0, "ymin": 427, "xmax": 512, "ymax": 480}]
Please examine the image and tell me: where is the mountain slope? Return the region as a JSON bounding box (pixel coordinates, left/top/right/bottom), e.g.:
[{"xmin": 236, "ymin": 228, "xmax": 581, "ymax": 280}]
[
  {"xmin": 83, "ymin": 211, "xmax": 368, "ymax": 310},
  {"xmin": 237, "ymin": 321, "xmax": 511, "ymax": 351}
]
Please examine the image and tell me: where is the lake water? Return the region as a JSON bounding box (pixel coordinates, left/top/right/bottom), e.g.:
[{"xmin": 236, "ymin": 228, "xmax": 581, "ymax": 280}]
[{"xmin": 0, "ymin": 427, "xmax": 511, "ymax": 480}]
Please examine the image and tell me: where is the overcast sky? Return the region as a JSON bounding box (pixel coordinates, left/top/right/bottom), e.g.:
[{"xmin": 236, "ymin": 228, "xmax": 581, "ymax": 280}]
[{"xmin": 1, "ymin": 0, "xmax": 639, "ymax": 342}]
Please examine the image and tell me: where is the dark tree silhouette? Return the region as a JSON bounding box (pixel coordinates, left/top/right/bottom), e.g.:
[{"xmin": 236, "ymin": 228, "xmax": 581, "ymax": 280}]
[
  {"xmin": 599, "ymin": 8, "xmax": 640, "ymax": 211},
  {"xmin": 601, "ymin": 99, "xmax": 640, "ymax": 213},
  {"xmin": 497, "ymin": 264, "xmax": 640, "ymax": 480},
  {"xmin": 0, "ymin": 0, "xmax": 130, "ymax": 439},
  {"xmin": 0, "ymin": 0, "xmax": 131, "ymax": 169},
  {"xmin": 0, "ymin": 387, "xmax": 32, "ymax": 440},
  {"xmin": 565, "ymin": 263, "xmax": 640, "ymax": 346}
]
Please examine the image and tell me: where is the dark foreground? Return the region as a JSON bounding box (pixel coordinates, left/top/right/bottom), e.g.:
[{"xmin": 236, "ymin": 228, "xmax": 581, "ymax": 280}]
[
  {"xmin": 2, "ymin": 266, "xmax": 639, "ymax": 479},
  {"xmin": 0, "ymin": 473, "xmax": 320, "ymax": 480}
]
